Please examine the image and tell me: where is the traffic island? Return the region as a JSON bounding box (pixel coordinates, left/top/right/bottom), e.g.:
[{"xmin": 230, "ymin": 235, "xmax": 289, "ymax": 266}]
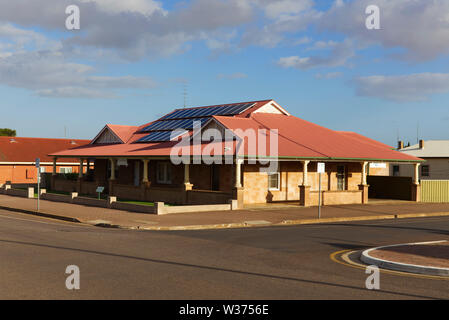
[{"xmin": 361, "ymin": 240, "xmax": 449, "ymax": 276}]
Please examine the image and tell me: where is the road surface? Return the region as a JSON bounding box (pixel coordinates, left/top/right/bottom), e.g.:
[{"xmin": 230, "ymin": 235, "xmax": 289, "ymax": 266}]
[{"xmin": 0, "ymin": 209, "xmax": 448, "ymax": 299}]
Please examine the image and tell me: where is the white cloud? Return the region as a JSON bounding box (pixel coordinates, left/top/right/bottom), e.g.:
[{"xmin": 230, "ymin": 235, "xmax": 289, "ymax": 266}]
[
  {"xmin": 254, "ymin": 0, "xmax": 314, "ymax": 19},
  {"xmin": 319, "ymin": 0, "xmax": 449, "ymax": 61},
  {"xmin": 36, "ymin": 87, "xmax": 118, "ymax": 99},
  {"xmin": 354, "ymin": 73, "xmax": 449, "ymax": 102},
  {"xmin": 79, "ymin": 0, "xmax": 165, "ymax": 16},
  {"xmin": 278, "ymin": 39, "xmax": 354, "ymax": 70},
  {"xmin": 0, "ymin": 47, "xmax": 156, "ymax": 98},
  {"xmin": 0, "ymin": 0, "xmax": 254, "ymax": 61}
]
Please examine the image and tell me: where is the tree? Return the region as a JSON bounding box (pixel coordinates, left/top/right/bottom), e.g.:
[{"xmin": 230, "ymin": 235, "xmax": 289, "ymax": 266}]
[{"xmin": 0, "ymin": 128, "xmax": 16, "ymax": 137}]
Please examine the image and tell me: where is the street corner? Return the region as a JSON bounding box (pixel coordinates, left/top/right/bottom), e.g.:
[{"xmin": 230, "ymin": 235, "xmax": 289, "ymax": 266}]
[
  {"xmin": 330, "ymin": 240, "xmax": 449, "ymax": 281},
  {"xmin": 361, "ymin": 240, "xmax": 449, "ymax": 277}
]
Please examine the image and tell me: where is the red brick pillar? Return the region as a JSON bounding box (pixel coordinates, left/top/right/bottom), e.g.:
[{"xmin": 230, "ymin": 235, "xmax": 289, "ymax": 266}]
[
  {"xmin": 233, "ymin": 187, "xmax": 244, "ymax": 209},
  {"xmin": 299, "ymin": 185, "xmax": 311, "ymax": 207},
  {"xmin": 359, "ymin": 184, "xmax": 369, "ymax": 204},
  {"xmin": 411, "ymin": 183, "xmax": 421, "ymax": 202}
]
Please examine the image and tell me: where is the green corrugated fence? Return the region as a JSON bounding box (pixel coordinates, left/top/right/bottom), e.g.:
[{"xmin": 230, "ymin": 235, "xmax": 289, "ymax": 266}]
[{"xmin": 421, "ymin": 180, "xmax": 449, "ymax": 203}]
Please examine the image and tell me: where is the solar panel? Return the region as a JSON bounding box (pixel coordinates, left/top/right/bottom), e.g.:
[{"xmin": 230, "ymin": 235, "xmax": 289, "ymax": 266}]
[
  {"xmin": 137, "ymin": 102, "xmax": 255, "ymax": 142},
  {"xmin": 142, "ymin": 118, "xmax": 208, "ymax": 132},
  {"xmin": 136, "ymin": 130, "xmax": 188, "ymax": 143},
  {"xmin": 160, "ymin": 103, "xmax": 255, "ymax": 120}
]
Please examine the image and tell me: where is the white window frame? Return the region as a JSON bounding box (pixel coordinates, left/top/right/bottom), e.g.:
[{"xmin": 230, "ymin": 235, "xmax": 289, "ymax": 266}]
[
  {"xmin": 268, "ymin": 172, "xmax": 280, "ymax": 191},
  {"xmin": 59, "ymin": 167, "xmax": 73, "ymax": 174},
  {"xmin": 157, "ymin": 162, "xmax": 172, "ymax": 184}
]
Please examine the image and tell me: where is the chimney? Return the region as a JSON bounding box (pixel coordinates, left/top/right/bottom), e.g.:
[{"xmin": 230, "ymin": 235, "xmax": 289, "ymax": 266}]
[
  {"xmin": 397, "ymin": 140, "xmax": 404, "ymax": 150},
  {"xmin": 419, "ymin": 139, "xmax": 425, "ymax": 149}
]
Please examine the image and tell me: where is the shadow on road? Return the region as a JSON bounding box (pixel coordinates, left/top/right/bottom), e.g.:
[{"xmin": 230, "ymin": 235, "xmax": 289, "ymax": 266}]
[
  {"xmin": 320, "ymin": 222, "xmax": 449, "ymax": 237},
  {"xmin": 0, "ymin": 238, "xmax": 440, "ymax": 300}
]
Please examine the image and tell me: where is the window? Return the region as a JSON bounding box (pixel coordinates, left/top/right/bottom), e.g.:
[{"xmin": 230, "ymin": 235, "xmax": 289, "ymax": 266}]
[
  {"xmin": 268, "ymin": 172, "xmax": 280, "ymax": 190},
  {"xmin": 421, "ymin": 165, "xmax": 430, "ymax": 177},
  {"xmin": 337, "ymin": 165, "xmax": 346, "ymax": 191},
  {"xmin": 392, "ymin": 165, "xmax": 400, "ymax": 177},
  {"xmin": 59, "ymin": 167, "xmax": 73, "ymax": 174},
  {"xmin": 157, "ymin": 162, "xmax": 172, "ymax": 184},
  {"xmin": 26, "ymin": 169, "xmax": 35, "ymax": 179}
]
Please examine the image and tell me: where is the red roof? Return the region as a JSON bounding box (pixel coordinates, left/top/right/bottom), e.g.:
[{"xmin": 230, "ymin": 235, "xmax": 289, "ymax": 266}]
[
  {"xmin": 51, "ymin": 100, "xmax": 422, "ymax": 163},
  {"xmin": 214, "ymin": 114, "xmax": 420, "ymax": 161},
  {"xmin": 0, "ymin": 137, "xmax": 90, "ymax": 163},
  {"xmin": 106, "ymin": 125, "xmax": 138, "ymax": 143},
  {"xmin": 338, "ymin": 131, "xmax": 394, "ymax": 150}
]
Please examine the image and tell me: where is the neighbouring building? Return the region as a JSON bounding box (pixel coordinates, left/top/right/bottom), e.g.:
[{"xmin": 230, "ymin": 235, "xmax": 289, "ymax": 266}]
[
  {"xmin": 0, "ymin": 137, "xmax": 90, "ymax": 187},
  {"xmin": 392, "ymin": 140, "xmax": 449, "ymax": 180},
  {"xmin": 50, "ymin": 99, "xmax": 423, "ymax": 208}
]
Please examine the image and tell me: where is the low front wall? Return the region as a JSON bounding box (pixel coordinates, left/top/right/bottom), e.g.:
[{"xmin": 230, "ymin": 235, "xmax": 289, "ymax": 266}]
[
  {"xmin": 160, "ymin": 204, "xmax": 231, "ymax": 215},
  {"xmin": 80, "ymin": 181, "xmax": 99, "ymax": 196},
  {"xmin": 41, "ymin": 193, "xmax": 73, "ymax": 203},
  {"xmin": 321, "ymin": 190, "xmax": 362, "ymax": 205},
  {"xmin": 187, "ymin": 190, "xmax": 232, "ymax": 205},
  {"xmin": 144, "ymin": 187, "xmax": 185, "ymax": 205},
  {"xmin": 112, "ymin": 184, "xmax": 142, "ymax": 200},
  {"xmin": 72, "ymin": 196, "xmax": 109, "ymax": 208},
  {"xmin": 111, "ymin": 183, "xmax": 186, "ymax": 205},
  {"xmin": 53, "ymin": 178, "xmax": 78, "ymax": 193},
  {"xmin": 111, "ymin": 201, "xmax": 155, "ymax": 214},
  {"xmin": 1, "ymin": 185, "xmax": 34, "ymax": 198}
]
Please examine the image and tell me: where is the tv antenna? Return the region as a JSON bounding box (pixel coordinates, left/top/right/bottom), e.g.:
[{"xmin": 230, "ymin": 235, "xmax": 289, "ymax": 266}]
[{"xmin": 183, "ymin": 82, "xmax": 188, "ymax": 108}]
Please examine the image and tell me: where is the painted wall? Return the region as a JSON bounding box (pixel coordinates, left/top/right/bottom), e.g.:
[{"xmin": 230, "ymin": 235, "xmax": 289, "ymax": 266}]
[
  {"xmin": 390, "ymin": 158, "xmax": 449, "ymax": 180},
  {"xmin": 0, "ymin": 164, "xmax": 81, "ymax": 185}
]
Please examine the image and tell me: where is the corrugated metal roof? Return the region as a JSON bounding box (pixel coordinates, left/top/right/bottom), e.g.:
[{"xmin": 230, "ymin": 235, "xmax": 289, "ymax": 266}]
[
  {"xmin": 215, "ymin": 114, "xmax": 421, "ymax": 162},
  {"xmin": 51, "ymin": 100, "xmax": 422, "ymax": 163},
  {"xmin": 0, "ymin": 137, "xmax": 90, "ymax": 162}
]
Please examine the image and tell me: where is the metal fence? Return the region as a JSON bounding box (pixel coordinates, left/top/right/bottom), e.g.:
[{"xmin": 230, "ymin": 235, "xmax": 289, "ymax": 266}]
[{"xmin": 421, "ymin": 180, "xmax": 449, "ymax": 203}]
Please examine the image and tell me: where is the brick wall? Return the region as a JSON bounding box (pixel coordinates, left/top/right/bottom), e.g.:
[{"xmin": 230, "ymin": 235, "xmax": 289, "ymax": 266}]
[
  {"xmin": 0, "ymin": 164, "xmax": 81, "ymax": 185},
  {"xmin": 243, "ymin": 161, "xmax": 364, "ymax": 205}
]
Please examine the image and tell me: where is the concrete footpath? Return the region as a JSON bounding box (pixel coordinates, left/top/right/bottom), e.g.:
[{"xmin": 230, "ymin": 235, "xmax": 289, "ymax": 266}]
[{"xmin": 1, "ymin": 194, "xmax": 449, "ymax": 231}]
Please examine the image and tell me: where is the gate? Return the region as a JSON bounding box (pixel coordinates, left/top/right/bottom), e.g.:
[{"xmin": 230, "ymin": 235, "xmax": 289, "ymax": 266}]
[{"xmin": 421, "ymin": 180, "xmax": 449, "ymax": 203}]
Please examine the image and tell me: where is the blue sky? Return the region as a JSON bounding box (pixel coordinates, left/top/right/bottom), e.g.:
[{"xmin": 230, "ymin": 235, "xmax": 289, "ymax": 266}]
[{"xmin": 0, "ymin": 0, "xmax": 448, "ymax": 146}]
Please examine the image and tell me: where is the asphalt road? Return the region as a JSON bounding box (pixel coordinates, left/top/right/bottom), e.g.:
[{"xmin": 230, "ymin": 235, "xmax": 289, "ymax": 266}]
[{"xmin": 0, "ymin": 209, "xmax": 448, "ymax": 300}]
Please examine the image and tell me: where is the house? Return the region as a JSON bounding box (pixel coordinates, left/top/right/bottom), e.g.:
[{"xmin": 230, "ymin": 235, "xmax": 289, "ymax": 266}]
[
  {"xmin": 393, "ymin": 140, "xmax": 449, "ymax": 180},
  {"xmin": 0, "ymin": 137, "xmax": 90, "ymax": 187},
  {"xmin": 338, "ymin": 131, "xmax": 393, "ymax": 176},
  {"xmin": 50, "ymin": 99, "xmax": 423, "ymax": 208}
]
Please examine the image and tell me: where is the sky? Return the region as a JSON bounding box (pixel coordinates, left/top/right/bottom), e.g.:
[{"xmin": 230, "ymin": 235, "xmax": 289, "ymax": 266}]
[{"xmin": 0, "ymin": 0, "xmax": 448, "ymax": 146}]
